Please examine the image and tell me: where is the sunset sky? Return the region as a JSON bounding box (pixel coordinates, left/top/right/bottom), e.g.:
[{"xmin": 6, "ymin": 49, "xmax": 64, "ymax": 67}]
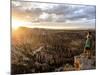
[{"xmin": 12, "ymin": 0, "xmax": 96, "ymax": 29}]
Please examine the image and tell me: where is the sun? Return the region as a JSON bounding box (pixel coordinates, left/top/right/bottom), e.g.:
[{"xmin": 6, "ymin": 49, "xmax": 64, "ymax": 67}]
[{"xmin": 12, "ymin": 19, "xmax": 25, "ymax": 30}]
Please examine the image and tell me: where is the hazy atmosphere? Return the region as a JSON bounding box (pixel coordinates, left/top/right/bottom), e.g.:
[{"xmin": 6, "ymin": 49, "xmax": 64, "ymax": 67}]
[{"xmin": 11, "ymin": 0, "xmax": 96, "ymax": 74}]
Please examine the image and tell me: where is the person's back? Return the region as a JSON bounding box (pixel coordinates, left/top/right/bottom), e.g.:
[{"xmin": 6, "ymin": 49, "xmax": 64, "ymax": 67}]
[
  {"xmin": 85, "ymin": 35, "xmax": 92, "ymax": 50},
  {"xmin": 84, "ymin": 31, "xmax": 93, "ymax": 59}
]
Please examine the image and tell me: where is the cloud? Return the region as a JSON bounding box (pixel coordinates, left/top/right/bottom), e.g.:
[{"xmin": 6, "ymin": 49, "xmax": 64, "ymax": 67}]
[
  {"xmin": 66, "ymin": 5, "xmax": 96, "ymax": 20},
  {"xmin": 12, "ymin": 1, "xmax": 43, "ymax": 22},
  {"xmin": 12, "ymin": 1, "xmax": 96, "ymax": 26}
]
